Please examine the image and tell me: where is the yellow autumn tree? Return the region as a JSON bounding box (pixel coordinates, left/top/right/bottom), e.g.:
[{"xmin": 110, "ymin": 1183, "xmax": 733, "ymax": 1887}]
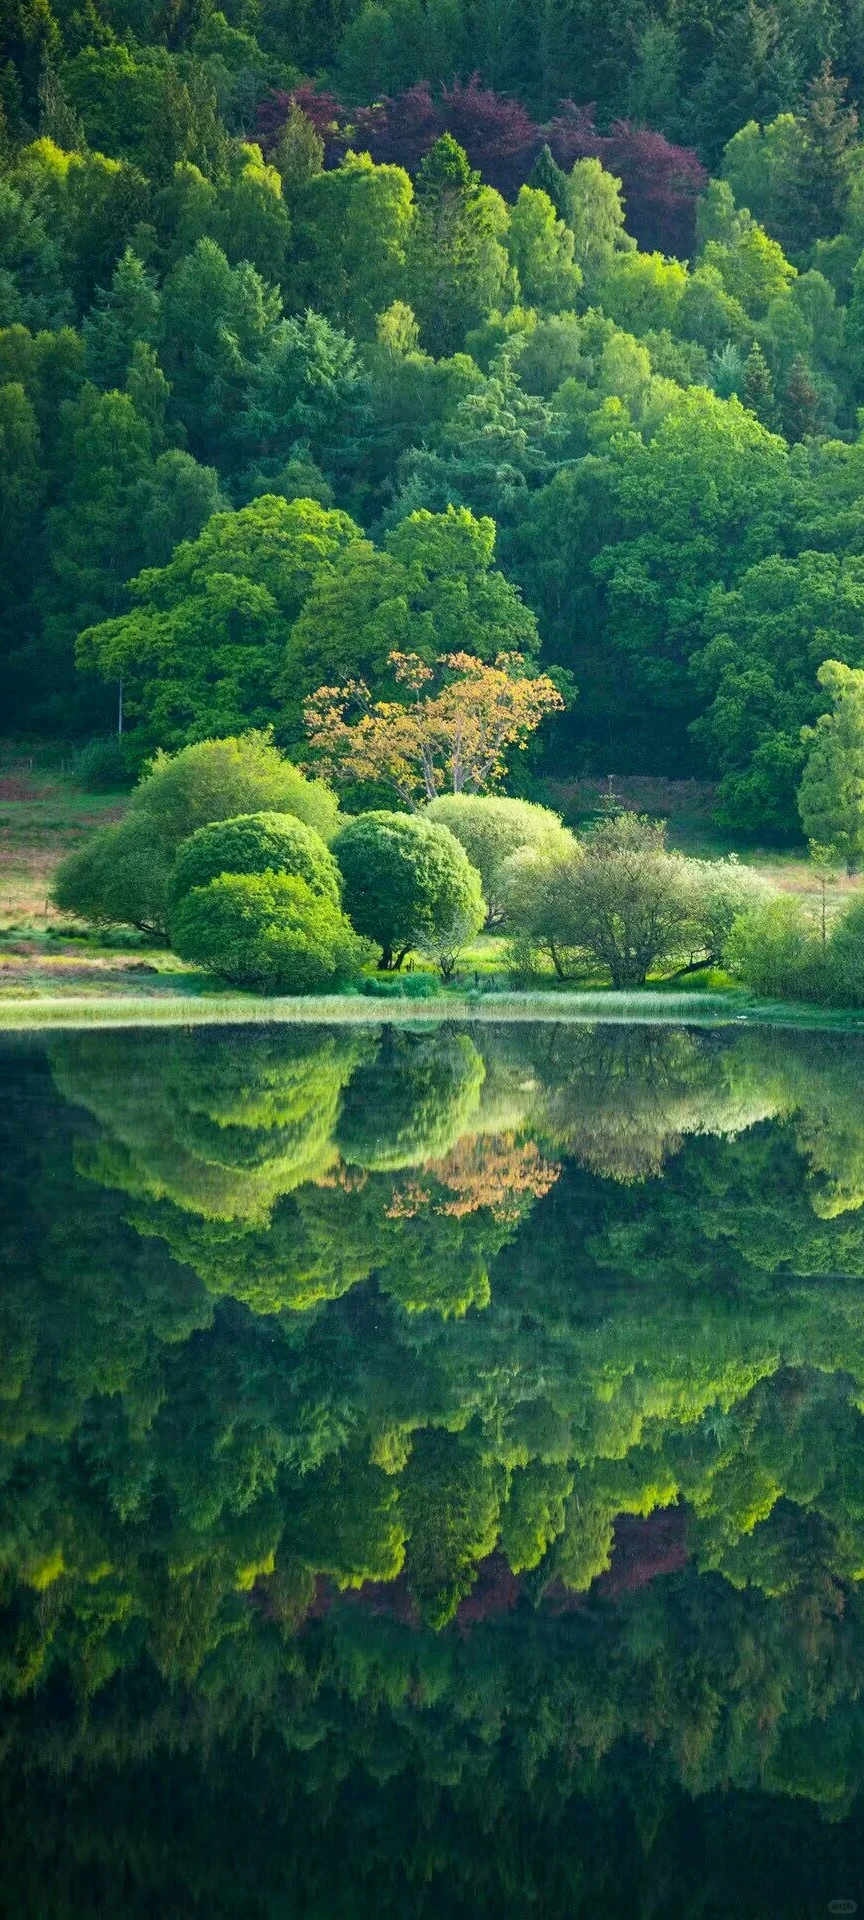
[{"xmin": 303, "ymin": 651, "xmax": 566, "ymax": 808}]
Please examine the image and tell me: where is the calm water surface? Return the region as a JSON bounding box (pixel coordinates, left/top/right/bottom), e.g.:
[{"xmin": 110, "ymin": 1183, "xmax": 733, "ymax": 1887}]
[{"xmin": 3, "ymin": 1019, "xmax": 864, "ymax": 1917}]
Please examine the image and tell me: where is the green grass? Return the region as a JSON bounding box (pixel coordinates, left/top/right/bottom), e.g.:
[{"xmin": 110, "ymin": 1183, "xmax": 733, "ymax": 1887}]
[{"xmin": 5, "ymin": 988, "xmax": 864, "ymax": 1033}]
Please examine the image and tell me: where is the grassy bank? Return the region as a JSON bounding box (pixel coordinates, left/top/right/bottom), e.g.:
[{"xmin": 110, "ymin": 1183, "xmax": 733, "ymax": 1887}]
[{"xmin": 5, "ymin": 987, "xmax": 864, "ymax": 1033}]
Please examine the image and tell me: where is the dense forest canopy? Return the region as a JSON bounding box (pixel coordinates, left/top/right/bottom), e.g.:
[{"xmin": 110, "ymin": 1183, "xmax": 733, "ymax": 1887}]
[{"xmin": 9, "ymin": 2, "xmax": 864, "ymax": 832}]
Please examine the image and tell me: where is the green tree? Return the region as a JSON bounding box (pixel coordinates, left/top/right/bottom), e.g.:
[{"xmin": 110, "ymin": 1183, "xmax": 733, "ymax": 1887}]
[
  {"xmin": 725, "ymin": 894, "xmax": 822, "ymax": 998},
  {"xmin": 566, "ymin": 812, "xmax": 696, "ymax": 989},
  {"xmin": 78, "ymin": 494, "xmax": 364, "ymax": 755},
  {"xmin": 743, "ymin": 342, "xmax": 778, "ymax": 428},
  {"xmin": 405, "ymin": 134, "xmax": 512, "ymax": 355},
  {"xmin": 333, "ymin": 810, "xmax": 485, "ymax": 968},
  {"xmin": 53, "ymin": 733, "xmax": 340, "ymax": 931},
  {"xmin": 424, "ymin": 793, "xmax": 571, "ymax": 925},
  {"xmin": 282, "ymin": 503, "xmax": 538, "ymax": 736},
  {"xmin": 287, "ymin": 150, "xmax": 414, "ymax": 340},
  {"xmin": 82, "ymin": 247, "xmax": 162, "ymax": 390},
  {"xmin": 799, "ymin": 660, "xmax": 864, "ymax": 873},
  {"xmin": 159, "ymin": 238, "xmax": 282, "ymax": 466},
  {"xmin": 51, "ymin": 812, "xmax": 173, "ymax": 935},
  {"xmin": 504, "ymin": 186, "xmax": 582, "ymax": 313},
  {"xmin": 29, "ymin": 384, "xmax": 221, "ymax": 731},
  {"xmin": 694, "ymin": 553, "xmax": 864, "ymax": 838}
]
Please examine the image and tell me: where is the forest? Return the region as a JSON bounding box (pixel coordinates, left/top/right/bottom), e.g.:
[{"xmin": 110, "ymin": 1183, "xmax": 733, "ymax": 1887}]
[{"xmin": 8, "ymin": 0, "xmax": 864, "ymax": 850}]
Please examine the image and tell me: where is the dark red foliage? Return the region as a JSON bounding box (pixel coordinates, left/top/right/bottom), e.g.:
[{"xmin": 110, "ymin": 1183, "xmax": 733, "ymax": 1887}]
[
  {"xmin": 257, "ymin": 84, "xmax": 346, "ymax": 162},
  {"xmin": 545, "ymin": 102, "xmax": 707, "ymax": 255},
  {"xmin": 439, "ymin": 77, "xmax": 540, "ymax": 194},
  {"xmin": 352, "ymin": 81, "xmax": 441, "ymax": 171},
  {"xmin": 255, "ymin": 79, "xmax": 706, "ymax": 258}
]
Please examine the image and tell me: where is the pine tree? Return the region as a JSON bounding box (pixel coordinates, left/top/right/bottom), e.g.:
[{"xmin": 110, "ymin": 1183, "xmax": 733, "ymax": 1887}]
[
  {"xmin": 529, "ymin": 143, "xmax": 569, "ymax": 221},
  {"xmin": 743, "ymin": 343, "xmax": 778, "ymax": 429},
  {"xmin": 781, "ymin": 354, "xmax": 821, "ymax": 442},
  {"xmin": 83, "ymin": 248, "xmax": 162, "ymax": 389}
]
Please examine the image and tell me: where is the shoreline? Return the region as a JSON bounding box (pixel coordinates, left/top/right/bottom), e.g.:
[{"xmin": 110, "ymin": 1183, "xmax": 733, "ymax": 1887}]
[{"xmin": 4, "ymin": 988, "xmax": 864, "ymax": 1032}]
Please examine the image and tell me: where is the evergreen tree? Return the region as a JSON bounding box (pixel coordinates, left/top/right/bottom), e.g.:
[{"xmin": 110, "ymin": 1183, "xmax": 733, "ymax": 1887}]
[
  {"xmin": 83, "ymin": 247, "xmax": 162, "ymax": 389},
  {"xmin": 781, "ymin": 353, "xmax": 821, "ymax": 441},
  {"xmin": 799, "ymin": 660, "xmax": 864, "ymax": 873},
  {"xmin": 405, "ymin": 134, "xmax": 512, "ymax": 355},
  {"xmin": 743, "ymin": 342, "xmax": 778, "ymax": 428}
]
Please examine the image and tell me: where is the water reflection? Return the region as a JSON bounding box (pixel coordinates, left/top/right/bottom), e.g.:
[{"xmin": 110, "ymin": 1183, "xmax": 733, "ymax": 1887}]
[{"xmin": 3, "ymin": 1020, "xmax": 864, "ymax": 1915}]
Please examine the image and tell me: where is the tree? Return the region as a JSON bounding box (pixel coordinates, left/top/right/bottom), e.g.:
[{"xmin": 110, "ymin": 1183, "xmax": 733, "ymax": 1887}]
[
  {"xmin": 423, "ymin": 793, "xmax": 572, "ymax": 925},
  {"xmin": 504, "ymin": 186, "xmax": 582, "ymax": 313},
  {"xmin": 724, "ymin": 895, "xmax": 822, "ymax": 999},
  {"xmin": 53, "ymin": 734, "xmax": 340, "ymax": 932},
  {"xmin": 306, "ymin": 651, "xmax": 564, "ymax": 810},
  {"xmin": 695, "ymin": 555, "xmax": 864, "ymax": 838},
  {"xmin": 780, "ymin": 354, "xmax": 821, "ymax": 442},
  {"xmin": 743, "ymin": 343, "xmax": 778, "ymax": 428},
  {"xmin": 82, "ymin": 248, "xmax": 162, "ymax": 389},
  {"xmin": 29, "ymin": 386, "xmax": 218, "ymax": 731},
  {"xmin": 499, "ymin": 834, "xmax": 587, "ymax": 978},
  {"xmin": 405, "ymin": 134, "xmax": 512, "ymax": 355},
  {"xmin": 284, "ymin": 504, "xmax": 539, "ymax": 732},
  {"xmin": 168, "ymin": 811, "xmax": 342, "ymax": 917},
  {"xmin": 270, "ymin": 105, "xmax": 325, "ymax": 196},
  {"xmin": 130, "ymin": 732, "xmax": 340, "ymax": 848},
  {"xmin": 159, "ymin": 239, "xmax": 282, "ymax": 466},
  {"xmin": 562, "ymin": 157, "xmax": 633, "ymax": 280},
  {"xmin": 51, "ymin": 812, "xmax": 173, "ymax": 936},
  {"xmin": 799, "ymin": 661, "xmax": 864, "ymax": 873},
  {"xmin": 287, "ymin": 150, "xmax": 414, "ymax": 339},
  {"xmin": 235, "ymin": 308, "xmax": 362, "ymax": 490},
  {"xmin": 333, "ymin": 811, "xmax": 485, "ymax": 968},
  {"xmin": 78, "ymin": 494, "xmax": 364, "ymax": 756},
  {"xmin": 567, "ymin": 813, "xmax": 696, "ymax": 988},
  {"xmin": 171, "ymin": 870, "xmax": 369, "ymax": 992}
]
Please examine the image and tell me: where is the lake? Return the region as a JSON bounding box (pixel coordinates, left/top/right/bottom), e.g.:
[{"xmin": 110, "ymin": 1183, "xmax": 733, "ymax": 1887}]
[{"xmin": 2, "ymin": 1018, "xmax": 864, "ymax": 1917}]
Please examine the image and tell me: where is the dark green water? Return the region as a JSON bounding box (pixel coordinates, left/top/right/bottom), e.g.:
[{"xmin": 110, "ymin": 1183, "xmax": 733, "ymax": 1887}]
[{"xmin": 3, "ymin": 1020, "xmax": 864, "ymax": 1918}]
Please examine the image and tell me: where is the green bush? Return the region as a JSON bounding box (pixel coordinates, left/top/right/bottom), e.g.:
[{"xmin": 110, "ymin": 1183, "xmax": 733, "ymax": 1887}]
[
  {"xmin": 131, "ymin": 732, "xmax": 340, "ymax": 849},
  {"xmin": 424, "ymin": 794, "xmax": 570, "ymax": 925},
  {"xmin": 168, "ymin": 812, "xmax": 341, "ymax": 916},
  {"xmin": 826, "ymin": 893, "xmax": 864, "ymax": 1004},
  {"xmin": 51, "ymin": 815, "xmax": 171, "ymax": 936},
  {"xmin": 724, "ymin": 895, "xmax": 824, "ymax": 999},
  {"xmin": 499, "ymin": 837, "xmax": 586, "ymax": 979},
  {"xmin": 70, "ymin": 736, "xmax": 134, "ymax": 792},
  {"xmin": 53, "ymin": 732, "xmax": 340, "ymax": 934},
  {"xmin": 170, "ymin": 872, "xmax": 370, "ymax": 994},
  {"xmin": 683, "ymin": 857, "xmax": 775, "ymax": 962},
  {"xmin": 333, "ymin": 811, "xmax": 486, "ymax": 969}
]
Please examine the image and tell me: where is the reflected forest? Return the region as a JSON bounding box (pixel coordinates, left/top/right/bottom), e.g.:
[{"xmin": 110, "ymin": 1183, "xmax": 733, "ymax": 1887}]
[{"xmin": 5, "ymin": 1019, "xmax": 864, "ymax": 1915}]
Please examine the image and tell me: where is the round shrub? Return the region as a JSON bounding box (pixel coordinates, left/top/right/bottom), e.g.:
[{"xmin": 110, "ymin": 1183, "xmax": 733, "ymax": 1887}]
[
  {"xmin": 171, "ymin": 872, "xmax": 370, "ymax": 994},
  {"xmin": 168, "ymin": 811, "xmax": 341, "ymax": 917},
  {"xmin": 71, "ymin": 736, "xmax": 134, "ymax": 792},
  {"xmin": 424, "ymin": 794, "xmax": 570, "ymax": 924},
  {"xmin": 130, "ymin": 732, "xmax": 340, "ymax": 850},
  {"xmin": 52, "ymin": 814, "xmax": 170, "ymax": 936},
  {"xmin": 333, "ymin": 811, "xmax": 486, "ymax": 968}
]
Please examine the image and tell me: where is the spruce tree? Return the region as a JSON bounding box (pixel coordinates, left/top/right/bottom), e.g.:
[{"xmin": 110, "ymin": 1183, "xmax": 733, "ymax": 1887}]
[{"xmin": 743, "ymin": 343, "xmax": 778, "ymax": 429}]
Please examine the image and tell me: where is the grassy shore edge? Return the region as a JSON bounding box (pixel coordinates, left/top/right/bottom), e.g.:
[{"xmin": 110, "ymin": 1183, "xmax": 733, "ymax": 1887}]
[{"xmin": 4, "ymin": 989, "xmax": 864, "ymax": 1032}]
